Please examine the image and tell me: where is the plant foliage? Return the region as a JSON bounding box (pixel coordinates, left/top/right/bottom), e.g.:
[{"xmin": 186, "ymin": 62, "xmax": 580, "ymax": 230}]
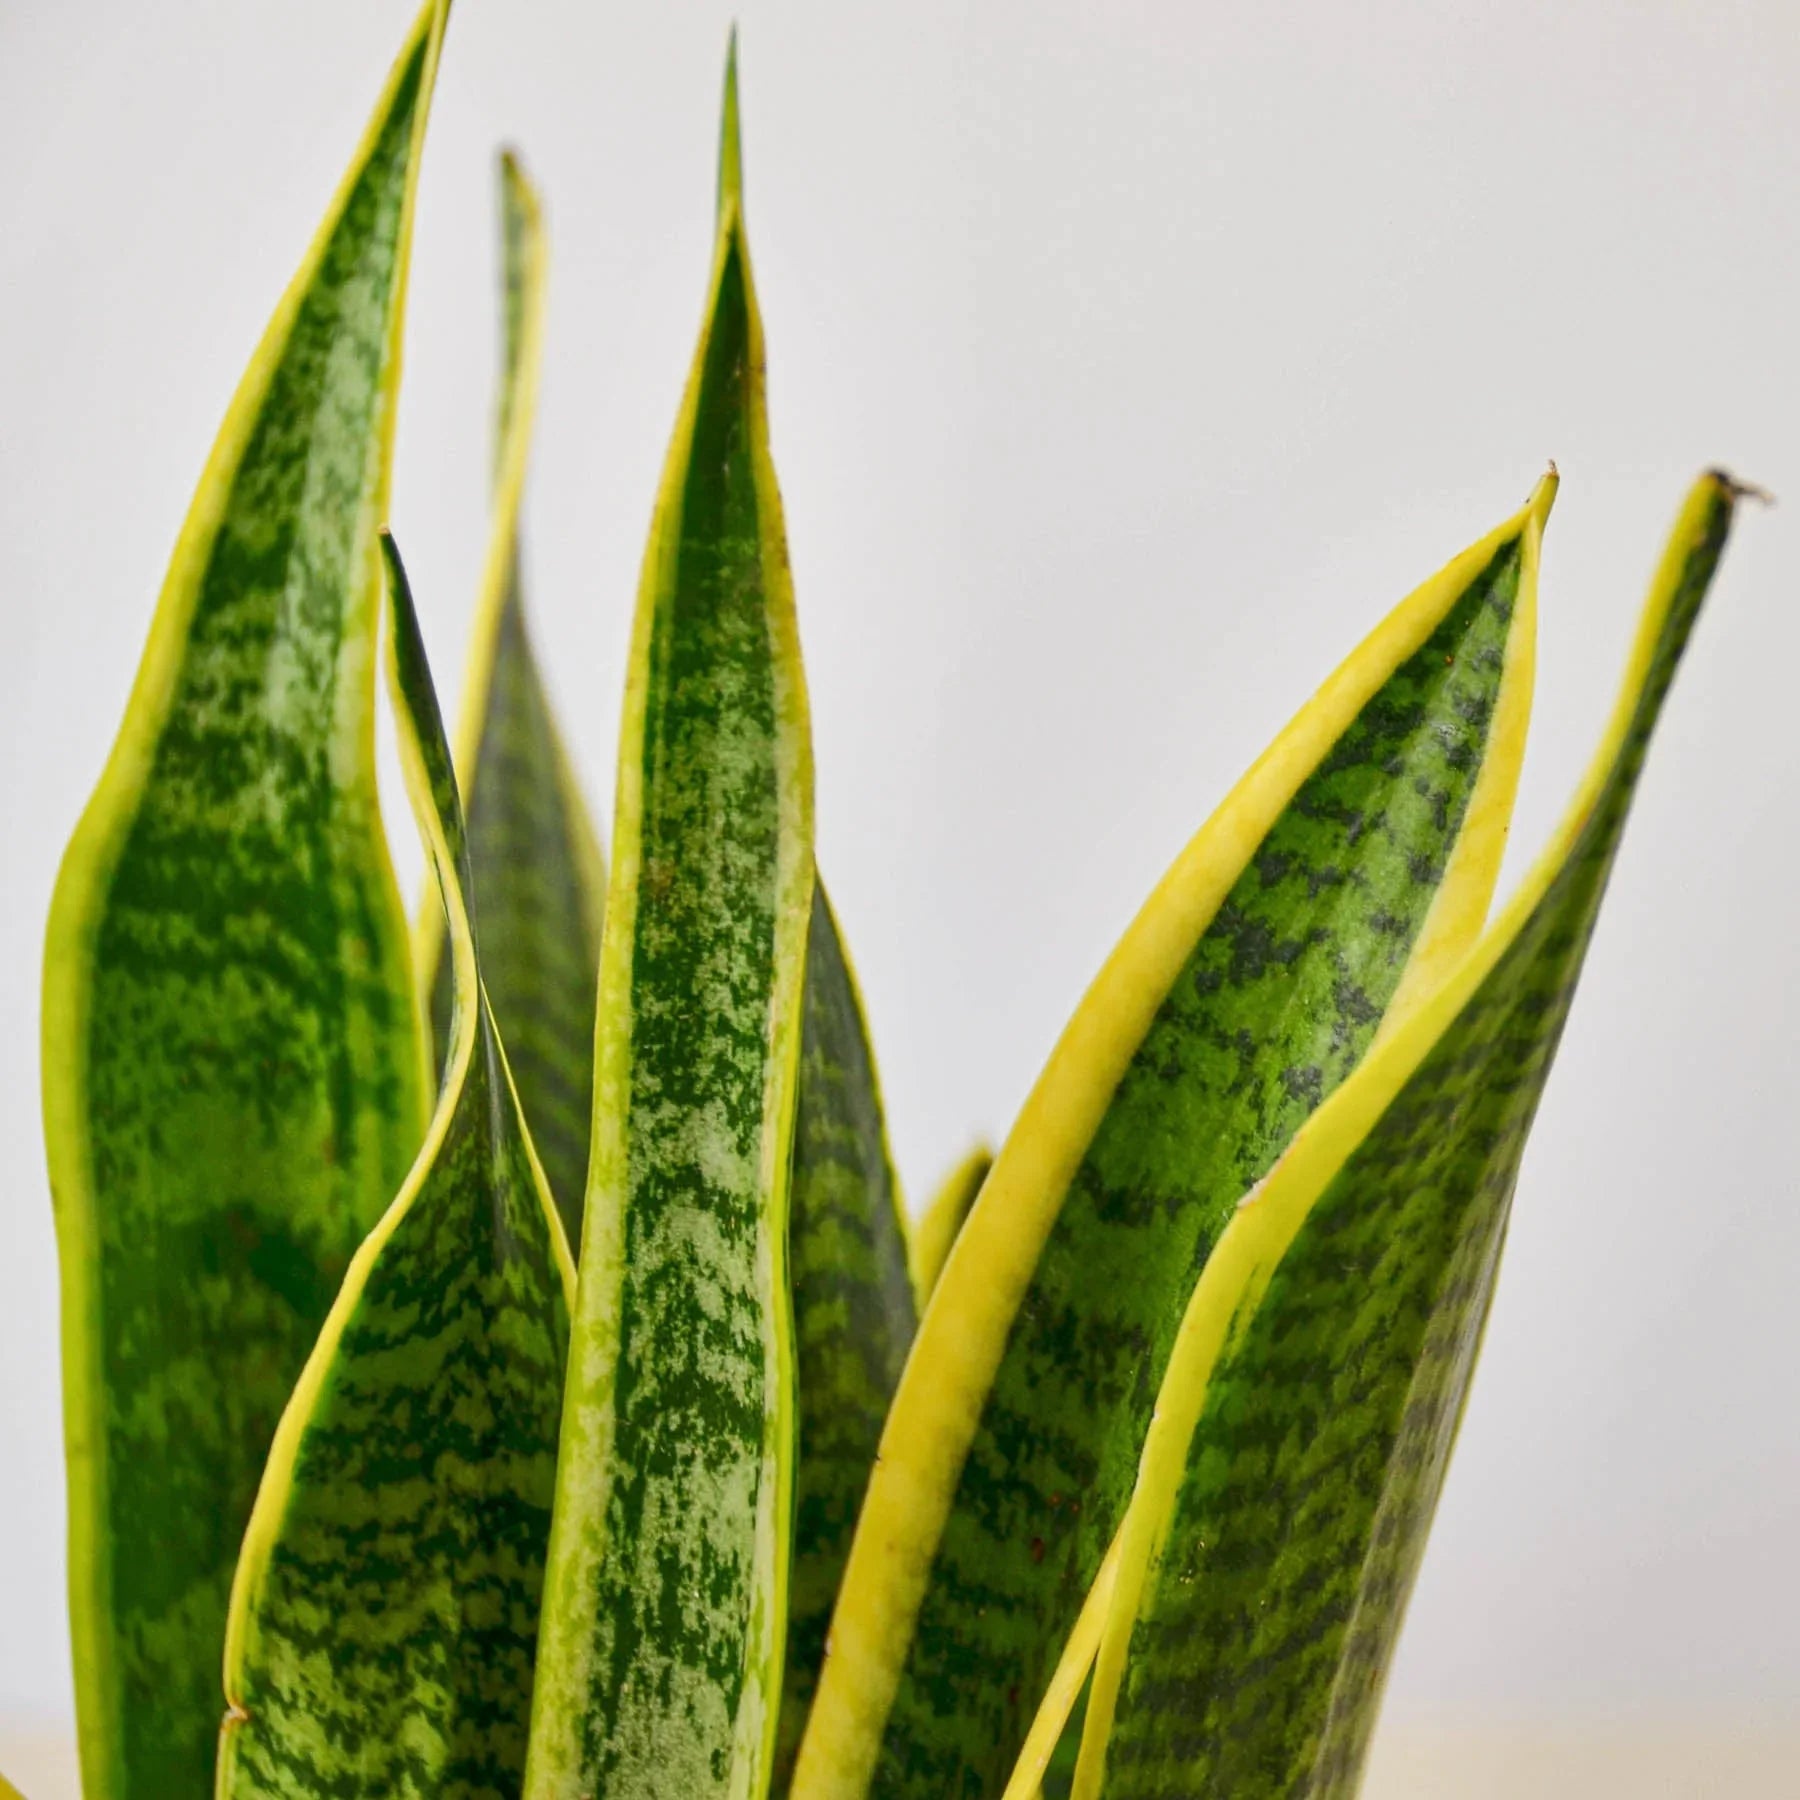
[{"xmin": 29, "ymin": 9, "xmax": 1751, "ymax": 1800}]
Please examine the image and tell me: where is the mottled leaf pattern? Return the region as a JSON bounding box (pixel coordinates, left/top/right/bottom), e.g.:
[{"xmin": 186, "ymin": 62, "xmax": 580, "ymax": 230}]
[
  {"xmin": 794, "ymin": 479, "xmax": 1554, "ymax": 1800},
  {"xmin": 776, "ymin": 883, "xmax": 917, "ymax": 1792},
  {"xmin": 216, "ymin": 536, "xmax": 575, "ymax": 1800},
  {"xmin": 1078, "ymin": 473, "xmax": 1742, "ymax": 1800},
  {"xmin": 419, "ymin": 152, "xmax": 605, "ymax": 1250},
  {"xmin": 910, "ymin": 1146, "xmax": 991, "ymax": 1307},
  {"xmin": 39, "ymin": 7, "xmax": 446, "ymax": 1793},
  {"xmin": 35, "ymin": 0, "xmax": 1758, "ymax": 1788},
  {"xmin": 525, "ymin": 45, "xmax": 815, "ymax": 1800}
]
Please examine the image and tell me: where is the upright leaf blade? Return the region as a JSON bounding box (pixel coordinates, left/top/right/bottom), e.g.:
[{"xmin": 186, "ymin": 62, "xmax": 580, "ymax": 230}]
[
  {"xmin": 417, "ymin": 151, "xmax": 605, "ymax": 1250},
  {"xmin": 794, "ymin": 477, "xmax": 1555, "ymax": 1800},
  {"xmin": 216, "ymin": 536, "xmax": 575, "ymax": 1799},
  {"xmin": 777, "ymin": 883, "xmax": 917, "ymax": 1791},
  {"xmin": 525, "ymin": 47, "xmax": 815, "ymax": 1800},
  {"xmin": 39, "ymin": 7, "xmax": 447, "ymax": 1792},
  {"xmin": 1076, "ymin": 474, "xmax": 1743, "ymax": 1800}
]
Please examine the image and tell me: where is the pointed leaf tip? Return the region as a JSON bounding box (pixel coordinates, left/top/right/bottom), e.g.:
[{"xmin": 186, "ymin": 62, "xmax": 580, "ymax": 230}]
[
  {"xmin": 41, "ymin": 0, "xmax": 451, "ymax": 1779},
  {"xmin": 496, "ymin": 146, "xmax": 544, "ymax": 239},
  {"xmin": 1708, "ymin": 467, "xmax": 1774, "ymax": 506},
  {"xmin": 1529, "ymin": 463, "xmax": 1560, "ymax": 525},
  {"xmin": 219, "ymin": 517, "xmax": 574, "ymax": 1800},
  {"xmin": 718, "ymin": 25, "xmax": 743, "ymax": 225},
  {"xmin": 378, "ymin": 529, "xmax": 443, "ymax": 750},
  {"xmin": 498, "ymin": 143, "xmax": 546, "ymax": 211},
  {"xmin": 379, "ymin": 528, "xmax": 472, "ymax": 896},
  {"xmin": 522, "ymin": 45, "xmax": 812, "ymax": 1788}
]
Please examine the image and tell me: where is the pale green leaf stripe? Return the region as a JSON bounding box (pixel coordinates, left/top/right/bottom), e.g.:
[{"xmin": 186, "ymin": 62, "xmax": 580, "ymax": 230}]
[
  {"xmin": 795, "ymin": 476, "xmax": 1556, "ymax": 1800},
  {"xmin": 525, "ymin": 44, "xmax": 815, "ymax": 1800},
  {"xmin": 417, "ymin": 150, "xmax": 606, "ymax": 1250},
  {"xmin": 777, "ymin": 882, "xmax": 918, "ymax": 1794},
  {"xmin": 909, "ymin": 1145, "xmax": 992, "ymax": 1307},
  {"xmin": 39, "ymin": 6, "xmax": 446, "ymax": 1794},
  {"xmin": 1077, "ymin": 473, "xmax": 1745, "ymax": 1800},
  {"xmin": 216, "ymin": 535, "xmax": 576, "ymax": 1800}
]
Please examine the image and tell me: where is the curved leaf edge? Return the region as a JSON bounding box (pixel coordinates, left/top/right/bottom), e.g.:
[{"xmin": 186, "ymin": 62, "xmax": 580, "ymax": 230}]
[
  {"xmin": 791, "ymin": 471, "xmax": 1556, "ymax": 1800},
  {"xmin": 216, "ymin": 531, "xmax": 576, "ymax": 1783},
  {"xmin": 412, "ymin": 148, "xmax": 603, "ymax": 1005},
  {"xmin": 524, "ymin": 42, "xmax": 816, "ymax": 1799},
  {"xmin": 1056, "ymin": 468, "xmax": 1746, "ymax": 1800},
  {"xmin": 39, "ymin": 5, "xmax": 450, "ymax": 1791}
]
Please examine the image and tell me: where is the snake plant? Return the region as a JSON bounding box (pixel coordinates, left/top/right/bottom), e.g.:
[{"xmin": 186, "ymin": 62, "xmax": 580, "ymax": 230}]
[{"xmin": 31, "ymin": 6, "xmax": 1753, "ymax": 1799}]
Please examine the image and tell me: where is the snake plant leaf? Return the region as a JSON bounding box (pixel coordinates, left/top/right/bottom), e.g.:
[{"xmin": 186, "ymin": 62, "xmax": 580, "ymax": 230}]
[
  {"xmin": 1068, "ymin": 473, "xmax": 1743, "ymax": 1800},
  {"xmin": 416, "ymin": 151, "xmax": 605, "ymax": 1251},
  {"xmin": 0, "ymin": 1773, "xmax": 23, "ymax": 1800},
  {"xmin": 793, "ymin": 474, "xmax": 1556, "ymax": 1800},
  {"xmin": 38, "ymin": 6, "xmax": 447, "ymax": 1793},
  {"xmin": 216, "ymin": 534, "xmax": 574, "ymax": 1799},
  {"xmin": 909, "ymin": 1145, "xmax": 993, "ymax": 1306},
  {"xmin": 525, "ymin": 41, "xmax": 815, "ymax": 1800},
  {"xmin": 777, "ymin": 882, "xmax": 918, "ymax": 1793}
]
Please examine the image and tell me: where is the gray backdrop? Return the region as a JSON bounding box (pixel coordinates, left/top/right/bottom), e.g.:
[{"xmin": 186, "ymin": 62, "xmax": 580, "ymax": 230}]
[{"xmin": 2, "ymin": 0, "xmax": 1795, "ymax": 1734}]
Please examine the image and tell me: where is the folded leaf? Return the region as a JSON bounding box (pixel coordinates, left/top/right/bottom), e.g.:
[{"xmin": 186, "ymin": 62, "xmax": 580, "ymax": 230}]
[
  {"xmin": 793, "ymin": 475, "xmax": 1555, "ymax": 1800},
  {"xmin": 39, "ymin": 6, "xmax": 447, "ymax": 1792},
  {"xmin": 777, "ymin": 882, "xmax": 917, "ymax": 1791},
  {"xmin": 910, "ymin": 1145, "xmax": 992, "ymax": 1306},
  {"xmin": 217, "ymin": 535, "xmax": 575, "ymax": 1799},
  {"xmin": 525, "ymin": 42, "xmax": 815, "ymax": 1800},
  {"xmin": 1072, "ymin": 472, "xmax": 1743, "ymax": 1800},
  {"xmin": 417, "ymin": 150, "xmax": 605, "ymax": 1250}
]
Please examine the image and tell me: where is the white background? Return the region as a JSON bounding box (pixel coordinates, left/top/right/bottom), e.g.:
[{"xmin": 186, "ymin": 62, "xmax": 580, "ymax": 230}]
[{"xmin": 2, "ymin": 0, "xmax": 1796, "ymax": 1744}]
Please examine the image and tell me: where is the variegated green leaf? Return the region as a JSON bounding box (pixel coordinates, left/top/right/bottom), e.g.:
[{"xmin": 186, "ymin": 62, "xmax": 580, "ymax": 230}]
[
  {"xmin": 1070, "ymin": 473, "xmax": 1745, "ymax": 1800},
  {"xmin": 39, "ymin": 7, "xmax": 447, "ymax": 1793},
  {"xmin": 216, "ymin": 534, "xmax": 574, "ymax": 1800},
  {"xmin": 777, "ymin": 882, "xmax": 917, "ymax": 1792},
  {"xmin": 793, "ymin": 476, "xmax": 1557, "ymax": 1800},
  {"xmin": 525, "ymin": 42, "xmax": 815, "ymax": 1800},
  {"xmin": 909, "ymin": 1145, "xmax": 992, "ymax": 1306},
  {"xmin": 417, "ymin": 151, "xmax": 605, "ymax": 1251}
]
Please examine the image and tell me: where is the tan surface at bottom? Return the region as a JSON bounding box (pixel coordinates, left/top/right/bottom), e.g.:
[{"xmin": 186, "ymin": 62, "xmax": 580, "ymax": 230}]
[
  {"xmin": 1364, "ymin": 1719, "xmax": 1799, "ymax": 1798},
  {"xmin": 0, "ymin": 1731, "xmax": 75, "ymax": 1800},
  {"xmin": 2, "ymin": 1719, "xmax": 1796, "ymax": 1797}
]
